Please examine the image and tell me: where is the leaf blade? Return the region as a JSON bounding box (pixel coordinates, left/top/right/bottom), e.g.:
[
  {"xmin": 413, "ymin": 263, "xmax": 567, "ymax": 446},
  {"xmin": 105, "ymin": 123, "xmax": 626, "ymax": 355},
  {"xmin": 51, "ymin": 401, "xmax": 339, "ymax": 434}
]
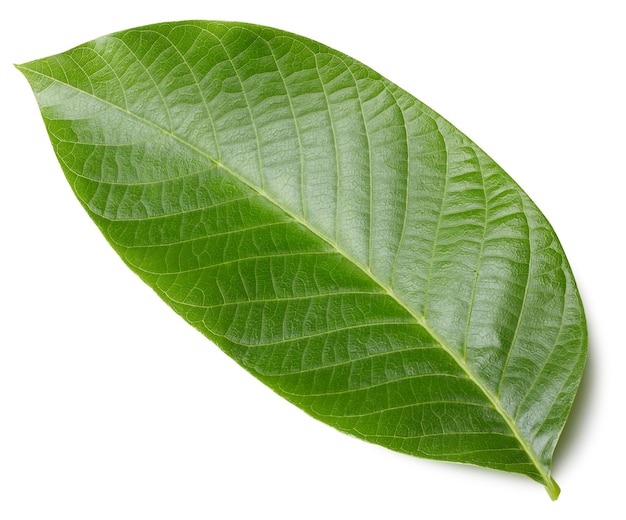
[{"xmin": 18, "ymin": 21, "xmax": 586, "ymax": 498}]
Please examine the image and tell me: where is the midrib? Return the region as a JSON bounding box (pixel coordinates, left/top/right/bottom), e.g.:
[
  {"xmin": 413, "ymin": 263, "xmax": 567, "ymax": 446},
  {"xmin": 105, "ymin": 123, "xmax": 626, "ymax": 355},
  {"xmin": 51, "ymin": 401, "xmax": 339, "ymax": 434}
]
[{"xmin": 23, "ymin": 65, "xmax": 558, "ymax": 498}]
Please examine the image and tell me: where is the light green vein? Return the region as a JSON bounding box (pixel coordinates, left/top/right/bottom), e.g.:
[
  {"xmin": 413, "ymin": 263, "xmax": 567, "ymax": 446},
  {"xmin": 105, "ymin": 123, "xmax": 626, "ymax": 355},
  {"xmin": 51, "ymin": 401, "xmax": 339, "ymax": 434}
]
[{"xmin": 18, "ymin": 52, "xmax": 559, "ymax": 498}]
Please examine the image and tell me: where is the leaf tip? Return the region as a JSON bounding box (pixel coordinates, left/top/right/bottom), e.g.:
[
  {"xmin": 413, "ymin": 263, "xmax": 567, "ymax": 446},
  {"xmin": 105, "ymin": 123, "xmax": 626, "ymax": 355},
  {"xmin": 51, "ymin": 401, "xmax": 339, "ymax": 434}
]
[{"xmin": 546, "ymin": 477, "xmax": 561, "ymax": 501}]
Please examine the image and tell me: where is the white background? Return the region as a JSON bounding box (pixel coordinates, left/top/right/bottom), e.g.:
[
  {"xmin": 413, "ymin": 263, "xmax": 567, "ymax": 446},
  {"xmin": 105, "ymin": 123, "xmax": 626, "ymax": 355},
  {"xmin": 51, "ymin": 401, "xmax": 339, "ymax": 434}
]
[{"xmin": 1, "ymin": 1, "xmax": 623, "ymax": 518}]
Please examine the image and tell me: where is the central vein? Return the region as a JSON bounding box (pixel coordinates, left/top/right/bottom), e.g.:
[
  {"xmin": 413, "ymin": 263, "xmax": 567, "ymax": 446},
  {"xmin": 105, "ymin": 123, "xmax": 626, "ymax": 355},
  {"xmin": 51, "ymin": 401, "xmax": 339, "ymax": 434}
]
[{"xmin": 22, "ymin": 63, "xmax": 558, "ymax": 497}]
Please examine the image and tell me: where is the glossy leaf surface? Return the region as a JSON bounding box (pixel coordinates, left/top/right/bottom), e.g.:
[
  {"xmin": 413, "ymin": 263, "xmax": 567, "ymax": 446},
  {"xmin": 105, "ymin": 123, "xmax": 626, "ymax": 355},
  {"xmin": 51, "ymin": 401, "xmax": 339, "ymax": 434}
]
[{"xmin": 18, "ymin": 21, "xmax": 586, "ymax": 498}]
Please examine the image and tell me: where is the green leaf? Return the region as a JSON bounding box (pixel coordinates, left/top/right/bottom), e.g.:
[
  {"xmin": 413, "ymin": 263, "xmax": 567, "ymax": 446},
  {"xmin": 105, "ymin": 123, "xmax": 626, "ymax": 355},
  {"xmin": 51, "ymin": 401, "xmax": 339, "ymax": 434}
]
[{"xmin": 17, "ymin": 21, "xmax": 586, "ymax": 499}]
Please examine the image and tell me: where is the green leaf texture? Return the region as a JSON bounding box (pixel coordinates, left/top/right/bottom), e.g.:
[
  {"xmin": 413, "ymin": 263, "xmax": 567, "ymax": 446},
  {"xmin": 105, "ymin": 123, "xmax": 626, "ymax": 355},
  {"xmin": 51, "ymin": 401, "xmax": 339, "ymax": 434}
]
[{"xmin": 18, "ymin": 21, "xmax": 586, "ymax": 498}]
